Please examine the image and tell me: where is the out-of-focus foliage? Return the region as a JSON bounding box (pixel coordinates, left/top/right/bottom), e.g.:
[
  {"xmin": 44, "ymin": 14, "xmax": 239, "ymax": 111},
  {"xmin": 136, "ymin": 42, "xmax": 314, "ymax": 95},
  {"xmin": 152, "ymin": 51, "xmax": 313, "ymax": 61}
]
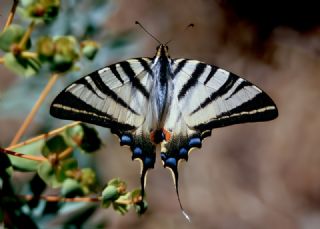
[
  {"xmin": 0, "ymin": 0, "xmax": 144, "ymax": 228},
  {"xmin": 0, "ymin": 24, "xmax": 31, "ymax": 51}
]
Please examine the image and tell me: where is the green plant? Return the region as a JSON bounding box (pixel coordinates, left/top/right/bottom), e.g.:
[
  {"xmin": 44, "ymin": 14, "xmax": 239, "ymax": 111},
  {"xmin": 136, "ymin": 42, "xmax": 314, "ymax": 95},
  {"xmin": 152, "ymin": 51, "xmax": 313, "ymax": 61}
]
[{"xmin": 0, "ymin": 1, "xmax": 144, "ymax": 228}]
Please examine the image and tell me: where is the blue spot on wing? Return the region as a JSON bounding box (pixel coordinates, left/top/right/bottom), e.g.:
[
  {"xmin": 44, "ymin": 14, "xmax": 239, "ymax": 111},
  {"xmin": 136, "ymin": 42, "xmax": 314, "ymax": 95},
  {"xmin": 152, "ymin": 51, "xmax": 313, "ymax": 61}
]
[
  {"xmin": 120, "ymin": 134, "xmax": 133, "ymax": 146},
  {"xmin": 179, "ymin": 148, "xmax": 188, "ymax": 159},
  {"xmin": 188, "ymin": 137, "xmax": 201, "ymax": 148},
  {"xmin": 144, "ymin": 156, "xmax": 155, "ymax": 168},
  {"xmin": 133, "ymin": 147, "xmax": 142, "ymax": 158},
  {"xmin": 165, "ymin": 157, "xmax": 177, "ymax": 168}
]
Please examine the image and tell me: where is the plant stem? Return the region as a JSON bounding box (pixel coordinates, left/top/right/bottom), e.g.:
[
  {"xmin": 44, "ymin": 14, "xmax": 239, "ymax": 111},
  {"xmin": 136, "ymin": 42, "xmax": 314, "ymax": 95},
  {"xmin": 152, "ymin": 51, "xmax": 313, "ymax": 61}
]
[
  {"xmin": 7, "ymin": 121, "xmax": 81, "ymax": 150},
  {"xmin": 21, "ymin": 195, "xmax": 101, "ymax": 202},
  {"xmin": 21, "ymin": 51, "xmax": 38, "ymax": 59},
  {"xmin": 3, "ymin": 0, "xmax": 19, "ymax": 31},
  {"xmin": 9, "ymin": 73, "xmax": 59, "ymax": 146},
  {"xmin": 114, "ymin": 199, "xmax": 133, "ymax": 205},
  {"xmin": 18, "ymin": 20, "xmax": 36, "ymax": 49},
  {"xmin": 58, "ymin": 147, "xmax": 73, "ymax": 160},
  {"xmin": 0, "ymin": 147, "xmax": 47, "ymax": 162}
]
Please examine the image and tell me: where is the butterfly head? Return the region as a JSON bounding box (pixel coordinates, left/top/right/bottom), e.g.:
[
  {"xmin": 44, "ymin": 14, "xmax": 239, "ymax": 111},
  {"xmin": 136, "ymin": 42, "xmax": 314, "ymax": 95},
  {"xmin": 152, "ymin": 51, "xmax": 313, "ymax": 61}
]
[{"xmin": 155, "ymin": 44, "xmax": 169, "ymax": 58}]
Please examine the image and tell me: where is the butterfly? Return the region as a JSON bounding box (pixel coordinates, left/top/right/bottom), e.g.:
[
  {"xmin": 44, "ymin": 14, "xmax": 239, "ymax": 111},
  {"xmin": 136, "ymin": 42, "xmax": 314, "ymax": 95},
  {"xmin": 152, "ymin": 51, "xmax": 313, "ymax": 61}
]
[{"xmin": 50, "ymin": 25, "xmax": 278, "ymax": 220}]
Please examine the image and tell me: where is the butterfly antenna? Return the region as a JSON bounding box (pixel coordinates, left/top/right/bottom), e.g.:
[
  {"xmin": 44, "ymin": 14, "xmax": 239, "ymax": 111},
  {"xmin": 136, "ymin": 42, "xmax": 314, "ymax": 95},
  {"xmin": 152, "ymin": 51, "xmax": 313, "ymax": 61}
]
[
  {"xmin": 165, "ymin": 23, "xmax": 195, "ymax": 46},
  {"xmin": 135, "ymin": 21, "xmax": 161, "ymax": 44}
]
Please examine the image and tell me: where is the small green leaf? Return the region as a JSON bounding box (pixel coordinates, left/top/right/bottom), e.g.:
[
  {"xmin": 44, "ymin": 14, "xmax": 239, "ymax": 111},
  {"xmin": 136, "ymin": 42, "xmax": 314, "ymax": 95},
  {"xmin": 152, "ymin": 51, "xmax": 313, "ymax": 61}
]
[
  {"xmin": 36, "ymin": 36, "xmax": 55, "ymax": 62},
  {"xmin": 108, "ymin": 178, "xmax": 127, "ymax": 192},
  {"xmin": 19, "ymin": 0, "xmax": 60, "ymax": 23},
  {"xmin": 101, "ymin": 185, "xmax": 119, "ymax": 208},
  {"xmin": 3, "ymin": 53, "xmax": 41, "ymax": 77},
  {"xmin": 42, "ymin": 135, "xmax": 68, "ymax": 157},
  {"xmin": 79, "ymin": 124, "xmax": 102, "ymax": 153},
  {"xmin": 9, "ymin": 141, "xmax": 44, "ymax": 172},
  {"xmin": 113, "ymin": 192, "xmax": 131, "ymax": 215},
  {"xmin": 54, "ymin": 36, "xmax": 78, "ymax": 59},
  {"xmin": 64, "ymin": 124, "xmax": 84, "ymax": 147},
  {"xmin": 81, "ymin": 40, "xmax": 99, "ymax": 60},
  {"xmin": 130, "ymin": 189, "xmax": 148, "ymax": 215},
  {"xmin": 51, "ymin": 53, "xmax": 73, "ymax": 72},
  {"xmin": 80, "ymin": 168, "xmax": 97, "ymax": 194},
  {"xmin": 56, "ymin": 158, "xmax": 78, "ymax": 181},
  {"xmin": 61, "ymin": 178, "xmax": 83, "ymax": 197},
  {"xmin": 0, "ymin": 24, "xmax": 31, "ymax": 52},
  {"xmin": 21, "ymin": 0, "xmax": 37, "ymax": 7},
  {"xmin": 37, "ymin": 160, "xmax": 61, "ymax": 188}
]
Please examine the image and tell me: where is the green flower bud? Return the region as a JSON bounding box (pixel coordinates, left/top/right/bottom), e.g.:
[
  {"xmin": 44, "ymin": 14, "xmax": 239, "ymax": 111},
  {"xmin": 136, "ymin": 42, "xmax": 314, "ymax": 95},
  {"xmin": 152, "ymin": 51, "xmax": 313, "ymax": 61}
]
[
  {"xmin": 81, "ymin": 40, "xmax": 99, "ymax": 60},
  {"xmin": 101, "ymin": 185, "xmax": 120, "ymax": 208},
  {"xmin": 36, "ymin": 36, "xmax": 55, "ymax": 61}
]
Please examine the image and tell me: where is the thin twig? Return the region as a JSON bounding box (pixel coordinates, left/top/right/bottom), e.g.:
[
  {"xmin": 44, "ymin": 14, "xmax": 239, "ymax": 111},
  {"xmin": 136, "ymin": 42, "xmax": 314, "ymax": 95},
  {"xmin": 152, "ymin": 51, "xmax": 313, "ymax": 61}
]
[
  {"xmin": 21, "ymin": 194, "xmax": 101, "ymax": 202},
  {"xmin": 9, "ymin": 73, "xmax": 60, "ymax": 146},
  {"xmin": 58, "ymin": 147, "xmax": 73, "ymax": 160},
  {"xmin": 7, "ymin": 121, "xmax": 81, "ymax": 150},
  {"xmin": 3, "ymin": 0, "xmax": 19, "ymax": 31},
  {"xmin": 18, "ymin": 20, "xmax": 35, "ymax": 49},
  {"xmin": 21, "ymin": 51, "xmax": 38, "ymax": 59},
  {"xmin": 0, "ymin": 147, "xmax": 47, "ymax": 162},
  {"xmin": 20, "ymin": 194, "xmax": 135, "ymax": 205},
  {"xmin": 114, "ymin": 199, "xmax": 133, "ymax": 205}
]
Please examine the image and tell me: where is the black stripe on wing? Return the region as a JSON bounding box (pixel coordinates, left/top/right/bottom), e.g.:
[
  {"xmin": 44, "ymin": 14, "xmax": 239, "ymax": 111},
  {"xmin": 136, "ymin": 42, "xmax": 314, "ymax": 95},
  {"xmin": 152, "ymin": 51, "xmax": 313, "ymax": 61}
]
[
  {"xmin": 178, "ymin": 62, "xmax": 207, "ymax": 100},
  {"xmin": 203, "ymin": 66, "xmax": 218, "ymax": 85},
  {"xmin": 76, "ymin": 77, "xmax": 104, "ymax": 99},
  {"xmin": 109, "ymin": 64, "xmax": 125, "ymax": 84},
  {"xmin": 89, "ymin": 71, "xmax": 139, "ymax": 115},
  {"xmin": 50, "ymin": 92, "xmax": 135, "ymax": 131},
  {"xmin": 137, "ymin": 58, "xmax": 153, "ymax": 78},
  {"xmin": 120, "ymin": 61, "xmax": 150, "ymax": 99},
  {"xmin": 173, "ymin": 59, "xmax": 188, "ymax": 77},
  {"xmin": 190, "ymin": 72, "xmax": 238, "ymax": 115},
  {"xmin": 226, "ymin": 80, "xmax": 252, "ymax": 99},
  {"xmin": 194, "ymin": 92, "xmax": 278, "ymax": 131}
]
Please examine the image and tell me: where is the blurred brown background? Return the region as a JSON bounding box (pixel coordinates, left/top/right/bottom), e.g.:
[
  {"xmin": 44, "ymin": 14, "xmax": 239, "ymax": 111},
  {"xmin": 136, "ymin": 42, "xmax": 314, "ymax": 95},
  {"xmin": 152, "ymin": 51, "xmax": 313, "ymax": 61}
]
[{"xmin": 1, "ymin": 0, "xmax": 320, "ymax": 228}]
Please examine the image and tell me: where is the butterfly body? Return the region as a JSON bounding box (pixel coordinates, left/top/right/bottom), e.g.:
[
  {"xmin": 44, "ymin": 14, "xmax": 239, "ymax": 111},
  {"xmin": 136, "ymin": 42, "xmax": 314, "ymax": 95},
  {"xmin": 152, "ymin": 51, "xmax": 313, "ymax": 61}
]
[{"xmin": 50, "ymin": 43, "xmax": 278, "ymax": 216}]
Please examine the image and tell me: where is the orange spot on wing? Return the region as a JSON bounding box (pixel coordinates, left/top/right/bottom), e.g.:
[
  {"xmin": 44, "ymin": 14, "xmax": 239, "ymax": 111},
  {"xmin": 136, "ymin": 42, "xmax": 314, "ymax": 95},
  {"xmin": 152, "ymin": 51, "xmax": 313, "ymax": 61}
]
[
  {"xmin": 150, "ymin": 130, "xmax": 156, "ymax": 143},
  {"xmin": 163, "ymin": 128, "xmax": 171, "ymax": 141}
]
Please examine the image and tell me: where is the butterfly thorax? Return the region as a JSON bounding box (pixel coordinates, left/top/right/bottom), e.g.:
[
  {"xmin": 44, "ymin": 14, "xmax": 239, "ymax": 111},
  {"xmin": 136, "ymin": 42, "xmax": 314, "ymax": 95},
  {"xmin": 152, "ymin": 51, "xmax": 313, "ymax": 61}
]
[{"xmin": 149, "ymin": 45, "xmax": 173, "ymax": 131}]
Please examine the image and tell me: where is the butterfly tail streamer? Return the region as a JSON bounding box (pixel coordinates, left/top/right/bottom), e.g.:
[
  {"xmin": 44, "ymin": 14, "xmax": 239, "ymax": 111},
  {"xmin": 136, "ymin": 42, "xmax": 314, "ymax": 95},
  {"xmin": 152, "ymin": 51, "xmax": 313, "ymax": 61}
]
[
  {"xmin": 173, "ymin": 168, "xmax": 191, "ymax": 222},
  {"xmin": 140, "ymin": 166, "xmax": 148, "ymax": 198}
]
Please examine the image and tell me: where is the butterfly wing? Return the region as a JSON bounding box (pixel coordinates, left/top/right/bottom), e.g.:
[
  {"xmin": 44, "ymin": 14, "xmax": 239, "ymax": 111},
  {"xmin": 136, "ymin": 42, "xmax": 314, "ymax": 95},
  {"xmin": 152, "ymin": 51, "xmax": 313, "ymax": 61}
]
[
  {"xmin": 172, "ymin": 59, "xmax": 278, "ymax": 130},
  {"xmin": 50, "ymin": 58, "xmax": 156, "ymax": 196},
  {"xmin": 161, "ymin": 59, "xmax": 278, "ymax": 207}
]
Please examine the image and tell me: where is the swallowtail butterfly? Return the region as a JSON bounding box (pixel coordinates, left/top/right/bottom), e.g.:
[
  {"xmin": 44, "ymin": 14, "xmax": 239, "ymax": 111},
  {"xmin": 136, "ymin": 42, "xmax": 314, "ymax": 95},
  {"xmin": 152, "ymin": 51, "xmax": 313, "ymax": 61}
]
[{"xmin": 50, "ymin": 23, "xmax": 278, "ymax": 220}]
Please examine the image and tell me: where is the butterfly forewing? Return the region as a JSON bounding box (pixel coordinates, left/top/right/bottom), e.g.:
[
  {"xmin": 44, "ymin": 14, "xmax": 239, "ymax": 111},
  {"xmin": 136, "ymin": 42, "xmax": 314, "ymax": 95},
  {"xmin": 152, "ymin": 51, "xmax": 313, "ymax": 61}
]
[{"xmin": 50, "ymin": 58, "xmax": 154, "ymax": 130}]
